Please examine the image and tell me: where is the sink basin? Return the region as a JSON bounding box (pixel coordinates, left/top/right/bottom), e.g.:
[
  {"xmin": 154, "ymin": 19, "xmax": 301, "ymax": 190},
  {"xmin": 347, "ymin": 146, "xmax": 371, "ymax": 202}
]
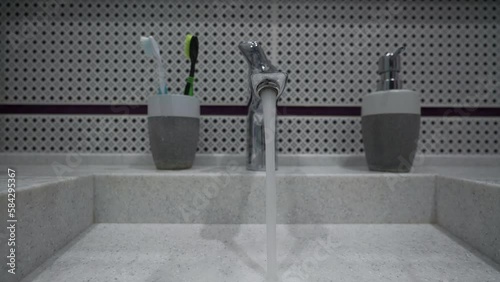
[
  {"xmin": 1, "ymin": 169, "xmax": 499, "ymax": 281},
  {"xmin": 21, "ymin": 224, "xmax": 500, "ymax": 282}
]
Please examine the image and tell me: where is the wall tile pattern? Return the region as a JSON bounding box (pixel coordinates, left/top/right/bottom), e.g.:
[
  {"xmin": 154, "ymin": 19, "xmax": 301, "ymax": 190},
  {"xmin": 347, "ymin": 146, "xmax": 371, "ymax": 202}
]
[
  {"xmin": 1, "ymin": 115, "xmax": 498, "ymax": 154},
  {"xmin": 0, "ymin": 0, "xmax": 498, "ymax": 106}
]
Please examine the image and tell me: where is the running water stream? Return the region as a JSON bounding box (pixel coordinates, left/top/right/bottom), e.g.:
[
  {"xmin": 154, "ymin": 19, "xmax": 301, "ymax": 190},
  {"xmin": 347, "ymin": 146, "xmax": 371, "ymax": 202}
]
[{"xmin": 261, "ymin": 89, "xmax": 278, "ymax": 282}]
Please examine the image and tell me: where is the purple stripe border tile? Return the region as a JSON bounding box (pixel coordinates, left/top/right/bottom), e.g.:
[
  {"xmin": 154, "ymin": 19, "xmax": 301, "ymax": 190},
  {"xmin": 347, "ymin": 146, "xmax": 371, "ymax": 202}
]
[{"xmin": 1, "ymin": 104, "xmax": 500, "ymax": 117}]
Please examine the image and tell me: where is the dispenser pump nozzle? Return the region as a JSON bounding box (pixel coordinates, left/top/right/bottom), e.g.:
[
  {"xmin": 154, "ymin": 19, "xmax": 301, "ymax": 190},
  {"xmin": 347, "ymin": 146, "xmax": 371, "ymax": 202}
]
[{"xmin": 377, "ymin": 46, "xmax": 406, "ymax": 91}]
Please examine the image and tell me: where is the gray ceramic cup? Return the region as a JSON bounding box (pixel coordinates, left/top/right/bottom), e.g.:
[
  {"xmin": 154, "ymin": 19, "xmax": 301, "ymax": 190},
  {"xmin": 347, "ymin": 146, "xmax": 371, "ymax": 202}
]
[{"xmin": 148, "ymin": 94, "xmax": 200, "ymax": 170}]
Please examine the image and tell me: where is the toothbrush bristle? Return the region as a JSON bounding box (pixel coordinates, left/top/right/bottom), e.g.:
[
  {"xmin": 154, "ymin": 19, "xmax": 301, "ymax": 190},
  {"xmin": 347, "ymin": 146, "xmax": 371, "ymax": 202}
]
[{"xmin": 184, "ymin": 34, "xmax": 192, "ymax": 59}]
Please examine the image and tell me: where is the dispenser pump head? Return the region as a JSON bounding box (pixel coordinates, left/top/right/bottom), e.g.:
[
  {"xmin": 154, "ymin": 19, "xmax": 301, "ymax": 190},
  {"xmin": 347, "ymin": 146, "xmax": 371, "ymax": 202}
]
[{"xmin": 377, "ymin": 46, "xmax": 406, "ymax": 91}]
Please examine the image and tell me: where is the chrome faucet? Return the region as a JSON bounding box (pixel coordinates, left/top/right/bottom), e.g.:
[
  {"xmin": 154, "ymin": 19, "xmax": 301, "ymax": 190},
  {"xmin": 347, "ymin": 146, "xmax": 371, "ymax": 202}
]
[{"xmin": 239, "ymin": 41, "xmax": 287, "ymax": 171}]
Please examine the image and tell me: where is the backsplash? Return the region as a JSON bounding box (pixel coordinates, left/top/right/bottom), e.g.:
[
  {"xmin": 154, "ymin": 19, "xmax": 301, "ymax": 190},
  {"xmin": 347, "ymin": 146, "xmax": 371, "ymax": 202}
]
[
  {"xmin": 0, "ymin": 0, "xmax": 499, "ymax": 155},
  {"xmin": 1, "ymin": 115, "xmax": 498, "ymax": 154},
  {"xmin": 0, "ymin": 0, "xmax": 498, "ymax": 106}
]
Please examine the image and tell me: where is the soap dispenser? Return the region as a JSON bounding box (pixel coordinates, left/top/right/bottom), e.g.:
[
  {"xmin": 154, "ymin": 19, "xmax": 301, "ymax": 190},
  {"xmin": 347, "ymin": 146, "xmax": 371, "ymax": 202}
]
[{"xmin": 361, "ymin": 46, "xmax": 421, "ymax": 172}]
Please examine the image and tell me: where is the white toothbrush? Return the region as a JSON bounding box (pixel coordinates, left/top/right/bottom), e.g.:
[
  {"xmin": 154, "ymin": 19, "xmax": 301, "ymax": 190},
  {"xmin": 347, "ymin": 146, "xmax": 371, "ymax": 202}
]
[{"xmin": 140, "ymin": 36, "xmax": 168, "ymax": 94}]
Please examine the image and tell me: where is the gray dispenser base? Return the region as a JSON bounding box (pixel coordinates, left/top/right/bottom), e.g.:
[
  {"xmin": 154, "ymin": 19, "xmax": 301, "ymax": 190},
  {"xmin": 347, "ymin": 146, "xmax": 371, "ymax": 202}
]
[{"xmin": 362, "ymin": 113, "xmax": 420, "ymax": 173}]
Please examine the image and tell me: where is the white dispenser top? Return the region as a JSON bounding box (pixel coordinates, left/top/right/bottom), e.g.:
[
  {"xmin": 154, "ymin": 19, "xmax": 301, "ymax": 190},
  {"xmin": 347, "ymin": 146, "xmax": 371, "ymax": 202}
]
[
  {"xmin": 362, "ymin": 89, "xmax": 420, "ymax": 116},
  {"xmin": 148, "ymin": 94, "xmax": 200, "ymax": 118}
]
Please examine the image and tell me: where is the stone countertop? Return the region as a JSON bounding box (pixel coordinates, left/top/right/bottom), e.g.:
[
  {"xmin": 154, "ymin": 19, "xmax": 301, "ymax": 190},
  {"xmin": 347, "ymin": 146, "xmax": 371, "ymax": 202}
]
[
  {"xmin": 0, "ymin": 154, "xmax": 499, "ymax": 193},
  {"xmin": 1, "ymin": 154, "xmax": 499, "ymax": 282}
]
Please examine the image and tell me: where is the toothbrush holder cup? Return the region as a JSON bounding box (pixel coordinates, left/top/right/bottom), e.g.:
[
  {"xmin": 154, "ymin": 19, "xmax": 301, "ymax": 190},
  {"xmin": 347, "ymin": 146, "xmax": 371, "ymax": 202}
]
[{"xmin": 147, "ymin": 94, "xmax": 200, "ymax": 170}]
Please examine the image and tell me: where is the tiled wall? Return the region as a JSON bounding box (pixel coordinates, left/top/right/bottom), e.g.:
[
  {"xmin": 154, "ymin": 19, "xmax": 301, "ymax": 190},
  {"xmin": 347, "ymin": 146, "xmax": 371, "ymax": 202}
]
[
  {"xmin": 1, "ymin": 115, "xmax": 498, "ymax": 155},
  {"xmin": 0, "ymin": 0, "xmax": 499, "ymax": 154}
]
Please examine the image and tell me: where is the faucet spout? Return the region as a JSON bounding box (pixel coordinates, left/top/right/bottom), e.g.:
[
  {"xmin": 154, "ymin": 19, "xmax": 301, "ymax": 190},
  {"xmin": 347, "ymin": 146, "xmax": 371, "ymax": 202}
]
[{"xmin": 239, "ymin": 41, "xmax": 287, "ymax": 171}]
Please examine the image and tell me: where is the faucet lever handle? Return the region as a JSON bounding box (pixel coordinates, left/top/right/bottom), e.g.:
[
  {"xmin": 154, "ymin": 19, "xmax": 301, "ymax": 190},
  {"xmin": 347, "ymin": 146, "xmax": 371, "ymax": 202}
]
[{"xmin": 394, "ymin": 45, "xmax": 406, "ymax": 56}]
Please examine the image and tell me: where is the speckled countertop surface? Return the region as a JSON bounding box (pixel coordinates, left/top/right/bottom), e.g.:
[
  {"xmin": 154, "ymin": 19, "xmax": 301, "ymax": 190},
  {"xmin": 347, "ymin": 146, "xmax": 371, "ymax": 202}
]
[
  {"xmin": 0, "ymin": 154, "xmax": 499, "ymax": 282},
  {"xmin": 1, "ymin": 154, "xmax": 499, "ymax": 192}
]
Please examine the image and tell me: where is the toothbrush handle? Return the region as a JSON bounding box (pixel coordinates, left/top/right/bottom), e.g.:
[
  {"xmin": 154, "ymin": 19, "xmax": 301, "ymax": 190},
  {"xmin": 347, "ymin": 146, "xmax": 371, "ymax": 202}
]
[
  {"xmin": 184, "ymin": 76, "xmax": 194, "ymax": 96},
  {"xmin": 184, "ymin": 59, "xmax": 196, "ymax": 96},
  {"xmin": 156, "ymin": 56, "xmax": 168, "ymax": 95}
]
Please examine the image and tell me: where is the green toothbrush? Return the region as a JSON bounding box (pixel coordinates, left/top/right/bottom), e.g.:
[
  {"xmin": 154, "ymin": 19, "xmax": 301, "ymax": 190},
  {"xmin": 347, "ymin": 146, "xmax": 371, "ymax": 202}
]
[{"xmin": 183, "ymin": 34, "xmax": 199, "ymax": 96}]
